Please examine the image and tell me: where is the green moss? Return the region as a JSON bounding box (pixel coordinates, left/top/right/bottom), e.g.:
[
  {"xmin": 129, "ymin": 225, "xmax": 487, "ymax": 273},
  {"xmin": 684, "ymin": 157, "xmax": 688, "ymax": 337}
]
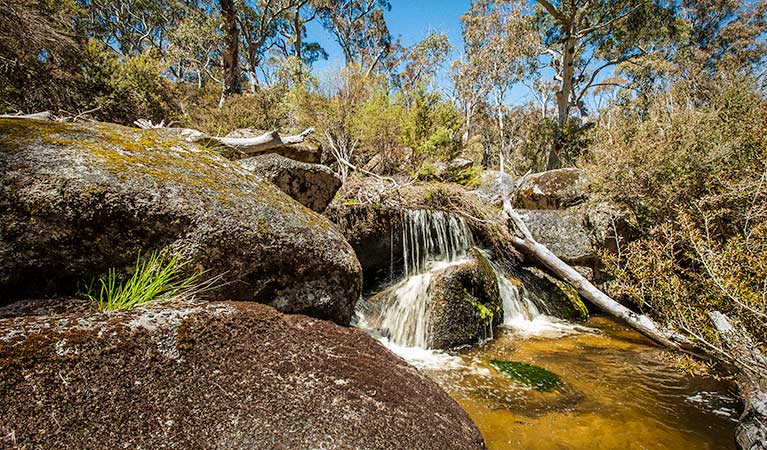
[
  {"xmin": 552, "ymin": 279, "xmax": 589, "ymax": 321},
  {"xmin": 416, "ymin": 161, "xmax": 439, "ymax": 180},
  {"xmin": 489, "ymin": 360, "xmax": 563, "ymax": 392}
]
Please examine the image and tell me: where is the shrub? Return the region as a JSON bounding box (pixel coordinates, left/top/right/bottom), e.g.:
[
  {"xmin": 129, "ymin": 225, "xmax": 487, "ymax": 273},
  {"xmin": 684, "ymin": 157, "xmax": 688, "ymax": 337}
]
[{"xmin": 584, "ymin": 76, "xmax": 767, "ymax": 362}]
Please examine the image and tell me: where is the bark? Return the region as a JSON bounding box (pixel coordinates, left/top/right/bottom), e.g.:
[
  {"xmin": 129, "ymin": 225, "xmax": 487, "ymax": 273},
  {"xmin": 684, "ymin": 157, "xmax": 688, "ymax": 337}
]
[
  {"xmin": 0, "ymin": 111, "xmax": 54, "ymax": 121},
  {"xmin": 709, "ymin": 312, "xmax": 767, "ymax": 450},
  {"xmin": 505, "ymin": 204, "xmax": 684, "ymax": 350},
  {"xmin": 219, "ymin": 0, "xmax": 242, "ymax": 104},
  {"xmin": 133, "ymin": 120, "xmax": 315, "ymax": 155},
  {"xmin": 216, "ymin": 128, "xmax": 315, "ymax": 154}
]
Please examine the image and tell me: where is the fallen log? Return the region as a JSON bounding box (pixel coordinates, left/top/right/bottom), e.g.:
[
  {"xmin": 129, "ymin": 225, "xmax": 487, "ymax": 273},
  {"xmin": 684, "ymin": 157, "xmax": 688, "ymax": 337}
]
[
  {"xmin": 0, "ymin": 111, "xmax": 54, "ymax": 121},
  {"xmin": 709, "ymin": 312, "xmax": 767, "ymax": 450},
  {"xmin": 503, "ymin": 201, "xmax": 684, "ymax": 350},
  {"xmin": 133, "ymin": 119, "xmax": 314, "ymax": 155}
]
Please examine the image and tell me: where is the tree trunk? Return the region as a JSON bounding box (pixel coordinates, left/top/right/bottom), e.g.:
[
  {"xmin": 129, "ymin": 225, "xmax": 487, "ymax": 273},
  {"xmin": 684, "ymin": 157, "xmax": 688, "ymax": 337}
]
[
  {"xmin": 505, "ymin": 206, "xmax": 683, "ymax": 350},
  {"xmin": 709, "ymin": 312, "xmax": 767, "ymax": 450},
  {"xmin": 219, "ymin": 0, "xmax": 242, "ymax": 103}
]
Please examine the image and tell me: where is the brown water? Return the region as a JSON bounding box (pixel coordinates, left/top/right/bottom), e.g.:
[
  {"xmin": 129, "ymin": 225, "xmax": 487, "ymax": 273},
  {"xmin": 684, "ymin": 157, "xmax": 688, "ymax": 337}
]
[{"xmin": 420, "ymin": 317, "xmax": 739, "ymax": 450}]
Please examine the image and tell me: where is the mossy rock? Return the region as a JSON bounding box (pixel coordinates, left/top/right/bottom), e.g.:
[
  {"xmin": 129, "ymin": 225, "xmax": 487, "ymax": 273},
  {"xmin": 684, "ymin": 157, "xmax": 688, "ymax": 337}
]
[
  {"xmin": 508, "ymin": 266, "xmax": 589, "ymax": 321},
  {"xmin": 427, "ymin": 251, "xmax": 503, "ymax": 349},
  {"xmin": 0, "ymin": 118, "xmax": 361, "ymax": 324},
  {"xmin": 489, "ymin": 359, "xmax": 563, "ymax": 392}
]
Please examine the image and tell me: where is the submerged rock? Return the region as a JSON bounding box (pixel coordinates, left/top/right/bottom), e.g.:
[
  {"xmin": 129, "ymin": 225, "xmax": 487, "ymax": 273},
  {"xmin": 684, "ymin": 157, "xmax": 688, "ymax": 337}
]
[
  {"xmin": 239, "ymin": 153, "xmax": 341, "ymax": 212},
  {"xmin": 515, "ymin": 168, "xmax": 588, "ymax": 210},
  {"xmin": 0, "ymin": 118, "xmax": 360, "ymax": 324},
  {"xmin": 489, "ymin": 359, "xmax": 563, "ymax": 392},
  {"xmin": 428, "ymin": 250, "xmax": 503, "ymax": 349},
  {"xmin": 0, "ymin": 299, "xmax": 486, "ymax": 450}
]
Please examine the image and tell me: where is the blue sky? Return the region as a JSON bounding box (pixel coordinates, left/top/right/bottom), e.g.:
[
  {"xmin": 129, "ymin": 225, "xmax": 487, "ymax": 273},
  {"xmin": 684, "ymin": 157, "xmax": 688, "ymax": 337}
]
[{"xmin": 304, "ymin": 0, "xmax": 540, "ymax": 104}]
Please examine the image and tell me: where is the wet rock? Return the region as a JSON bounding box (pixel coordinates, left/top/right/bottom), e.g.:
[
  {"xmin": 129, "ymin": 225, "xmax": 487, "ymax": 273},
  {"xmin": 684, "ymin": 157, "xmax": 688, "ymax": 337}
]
[
  {"xmin": 0, "ymin": 299, "xmax": 486, "ymax": 450},
  {"xmin": 225, "ymin": 128, "xmax": 322, "ymax": 163},
  {"xmin": 428, "ymin": 250, "xmax": 503, "ymax": 349},
  {"xmin": 0, "ymin": 118, "xmax": 360, "ymax": 324},
  {"xmin": 325, "ymin": 203, "xmax": 405, "ymax": 292},
  {"xmin": 515, "ymin": 168, "xmax": 588, "ymax": 210},
  {"xmin": 489, "ymin": 360, "xmax": 563, "ymax": 392},
  {"xmin": 507, "ymin": 266, "xmax": 589, "ymax": 321},
  {"xmin": 239, "ymin": 154, "xmax": 341, "ymax": 212}
]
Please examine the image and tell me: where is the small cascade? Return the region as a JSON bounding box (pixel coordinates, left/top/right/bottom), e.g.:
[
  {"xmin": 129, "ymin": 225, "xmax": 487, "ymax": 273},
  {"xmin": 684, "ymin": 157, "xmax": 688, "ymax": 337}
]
[
  {"xmin": 379, "ymin": 258, "xmax": 470, "ymax": 348},
  {"xmin": 358, "ymin": 209, "xmax": 475, "ymax": 349},
  {"xmin": 402, "ymin": 209, "xmax": 474, "ymax": 276},
  {"xmin": 483, "ymin": 253, "xmax": 587, "ymax": 337}
]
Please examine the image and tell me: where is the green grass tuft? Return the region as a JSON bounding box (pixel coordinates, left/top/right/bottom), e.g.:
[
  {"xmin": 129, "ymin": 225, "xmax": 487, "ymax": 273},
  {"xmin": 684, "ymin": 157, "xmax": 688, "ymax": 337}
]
[{"xmin": 83, "ymin": 250, "xmax": 205, "ymax": 312}]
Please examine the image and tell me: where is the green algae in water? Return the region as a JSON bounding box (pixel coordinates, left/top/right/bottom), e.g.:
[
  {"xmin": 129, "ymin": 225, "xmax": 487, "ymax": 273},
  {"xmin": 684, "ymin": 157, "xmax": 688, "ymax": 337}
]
[{"xmin": 489, "ymin": 359, "xmax": 563, "ymax": 392}]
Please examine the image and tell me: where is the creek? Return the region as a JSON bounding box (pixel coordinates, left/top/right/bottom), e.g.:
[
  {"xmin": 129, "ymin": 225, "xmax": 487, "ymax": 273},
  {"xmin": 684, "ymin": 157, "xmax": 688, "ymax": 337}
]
[{"xmin": 355, "ymin": 209, "xmax": 739, "ymax": 450}]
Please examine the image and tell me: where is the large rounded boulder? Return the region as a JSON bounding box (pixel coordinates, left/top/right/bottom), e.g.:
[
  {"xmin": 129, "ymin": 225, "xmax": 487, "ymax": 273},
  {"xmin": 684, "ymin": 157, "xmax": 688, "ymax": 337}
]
[
  {"xmin": 427, "ymin": 250, "xmax": 503, "ymax": 349},
  {"xmin": 0, "ymin": 299, "xmax": 486, "ymax": 450},
  {"xmin": 239, "ymin": 153, "xmax": 341, "ymax": 212},
  {"xmin": 0, "ymin": 118, "xmax": 361, "ymax": 324}
]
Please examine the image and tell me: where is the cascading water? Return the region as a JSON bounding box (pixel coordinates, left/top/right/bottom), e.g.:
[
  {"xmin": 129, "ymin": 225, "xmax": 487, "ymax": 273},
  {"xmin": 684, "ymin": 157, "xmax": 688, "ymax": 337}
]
[
  {"xmin": 402, "ymin": 209, "xmax": 474, "ymax": 276},
  {"xmin": 358, "ymin": 209, "xmax": 474, "ymax": 349},
  {"xmin": 483, "ymin": 252, "xmax": 587, "ymax": 337}
]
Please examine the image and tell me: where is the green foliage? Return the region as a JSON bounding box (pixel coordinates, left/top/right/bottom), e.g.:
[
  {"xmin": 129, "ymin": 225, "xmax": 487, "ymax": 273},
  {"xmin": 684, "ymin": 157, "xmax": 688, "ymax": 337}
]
[
  {"xmin": 350, "ymin": 88, "xmax": 406, "ymax": 172},
  {"xmin": 179, "ymin": 84, "xmax": 289, "ymax": 135},
  {"xmin": 83, "ymin": 250, "xmax": 204, "ymax": 312},
  {"xmin": 585, "ymin": 76, "xmax": 767, "ymax": 354},
  {"xmin": 489, "ymin": 359, "xmax": 563, "ymax": 391}
]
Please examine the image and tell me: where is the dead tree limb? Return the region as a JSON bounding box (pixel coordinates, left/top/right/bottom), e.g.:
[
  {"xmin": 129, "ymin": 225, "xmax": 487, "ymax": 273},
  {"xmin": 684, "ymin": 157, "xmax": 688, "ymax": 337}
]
[
  {"xmin": 133, "ymin": 119, "xmax": 315, "ymax": 155},
  {"xmin": 0, "ymin": 111, "xmax": 54, "ymax": 121},
  {"xmin": 709, "ymin": 311, "xmax": 767, "ymax": 450},
  {"xmin": 503, "ymin": 201, "xmax": 684, "ymax": 350}
]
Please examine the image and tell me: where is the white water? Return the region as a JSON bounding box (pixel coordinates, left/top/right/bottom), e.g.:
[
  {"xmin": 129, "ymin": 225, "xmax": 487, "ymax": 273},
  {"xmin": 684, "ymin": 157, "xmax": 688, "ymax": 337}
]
[
  {"xmin": 358, "ymin": 209, "xmax": 586, "ymax": 368},
  {"xmin": 402, "ymin": 209, "xmax": 473, "ymax": 276},
  {"xmin": 379, "ymin": 258, "xmax": 470, "ymax": 348},
  {"xmin": 486, "ymin": 256, "xmax": 588, "ymax": 338}
]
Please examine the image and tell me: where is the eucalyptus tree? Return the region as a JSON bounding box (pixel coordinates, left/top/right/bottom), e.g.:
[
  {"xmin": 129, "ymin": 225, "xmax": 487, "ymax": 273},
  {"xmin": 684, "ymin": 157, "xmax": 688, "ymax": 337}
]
[
  {"xmin": 317, "ymin": 0, "xmax": 393, "ymax": 73},
  {"xmin": 456, "ymin": 0, "xmax": 537, "ymax": 173},
  {"xmin": 397, "ymin": 32, "xmax": 452, "ymax": 106},
  {"xmin": 530, "ymin": 0, "xmax": 676, "ymax": 168}
]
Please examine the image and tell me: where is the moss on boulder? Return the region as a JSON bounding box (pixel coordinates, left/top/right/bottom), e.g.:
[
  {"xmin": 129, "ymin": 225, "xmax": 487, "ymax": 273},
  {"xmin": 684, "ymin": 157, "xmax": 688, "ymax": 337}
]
[
  {"xmin": 508, "ymin": 266, "xmax": 589, "ymax": 321},
  {"xmin": 0, "ymin": 118, "xmax": 360, "ymax": 324},
  {"xmin": 427, "ymin": 250, "xmax": 503, "ymax": 349}
]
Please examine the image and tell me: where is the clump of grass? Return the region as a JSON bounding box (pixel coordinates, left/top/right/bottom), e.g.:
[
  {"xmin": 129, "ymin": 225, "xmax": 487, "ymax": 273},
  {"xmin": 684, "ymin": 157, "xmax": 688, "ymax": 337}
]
[{"xmin": 83, "ymin": 249, "xmax": 206, "ymax": 312}]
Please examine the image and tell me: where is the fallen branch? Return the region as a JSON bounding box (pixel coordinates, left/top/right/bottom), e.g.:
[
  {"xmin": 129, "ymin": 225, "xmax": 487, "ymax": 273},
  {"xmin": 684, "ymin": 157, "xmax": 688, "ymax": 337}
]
[
  {"xmin": 709, "ymin": 311, "xmax": 767, "ymax": 450},
  {"xmin": 503, "ymin": 199, "xmax": 684, "ymax": 350},
  {"xmin": 0, "ymin": 111, "xmax": 54, "ymax": 121},
  {"xmin": 133, "ymin": 119, "xmax": 315, "ymax": 155}
]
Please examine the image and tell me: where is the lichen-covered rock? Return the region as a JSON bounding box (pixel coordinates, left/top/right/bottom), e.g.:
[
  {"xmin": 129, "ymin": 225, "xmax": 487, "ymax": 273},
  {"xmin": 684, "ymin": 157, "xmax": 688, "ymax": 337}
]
[
  {"xmin": 516, "ymin": 202, "xmax": 637, "ymax": 273},
  {"xmin": 427, "ymin": 250, "xmax": 503, "ymax": 349},
  {"xmin": 508, "ymin": 266, "xmax": 589, "ymax": 321},
  {"xmin": 0, "ymin": 118, "xmax": 360, "ymax": 324},
  {"xmin": 515, "ymin": 168, "xmax": 588, "ymax": 210},
  {"xmin": 239, "ymin": 154, "xmax": 341, "ymax": 212},
  {"xmin": 470, "ymin": 170, "xmax": 517, "ymax": 206},
  {"xmin": 225, "ymin": 128, "xmax": 322, "ymax": 163},
  {"xmin": 0, "ymin": 299, "xmax": 486, "ymax": 450}
]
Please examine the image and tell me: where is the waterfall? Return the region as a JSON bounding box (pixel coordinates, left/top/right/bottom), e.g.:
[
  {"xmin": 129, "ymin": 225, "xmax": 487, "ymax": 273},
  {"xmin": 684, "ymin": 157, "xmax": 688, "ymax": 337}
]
[
  {"xmin": 402, "ymin": 209, "xmax": 474, "ymax": 276},
  {"xmin": 484, "ymin": 253, "xmax": 586, "ymax": 337},
  {"xmin": 359, "ymin": 209, "xmax": 475, "ymax": 349}
]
